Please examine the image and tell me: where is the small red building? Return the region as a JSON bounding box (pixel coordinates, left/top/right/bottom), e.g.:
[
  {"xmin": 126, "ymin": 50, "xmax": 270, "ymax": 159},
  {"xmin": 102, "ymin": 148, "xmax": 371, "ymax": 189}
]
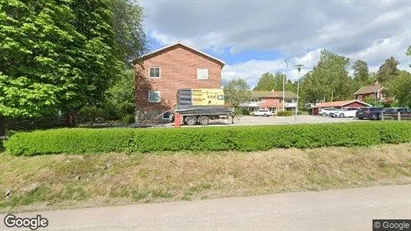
[
  {"xmin": 311, "ymin": 100, "xmax": 371, "ymax": 115},
  {"xmin": 354, "ymin": 83, "xmax": 384, "ymax": 101}
]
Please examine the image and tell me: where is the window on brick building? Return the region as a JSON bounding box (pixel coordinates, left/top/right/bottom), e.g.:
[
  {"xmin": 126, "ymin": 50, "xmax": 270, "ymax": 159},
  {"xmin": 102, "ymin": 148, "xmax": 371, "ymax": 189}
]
[
  {"xmin": 197, "ymin": 68, "xmax": 209, "ymax": 79},
  {"xmin": 149, "ymin": 67, "xmax": 161, "ymax": 78},
  {"xmin": 148, "ymin": 90, "xmax": 161, "ymax": 102}
]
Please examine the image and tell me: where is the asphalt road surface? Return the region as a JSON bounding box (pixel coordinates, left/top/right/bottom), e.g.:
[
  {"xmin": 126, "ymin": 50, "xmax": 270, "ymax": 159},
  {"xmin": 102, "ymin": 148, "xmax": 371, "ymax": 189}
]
[{"xmin": 1, "ymin": 184, "xmax": 411, "ymax": 231}]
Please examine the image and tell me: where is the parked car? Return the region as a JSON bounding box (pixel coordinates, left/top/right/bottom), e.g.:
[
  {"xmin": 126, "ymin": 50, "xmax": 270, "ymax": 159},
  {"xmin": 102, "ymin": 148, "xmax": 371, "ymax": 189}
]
[
  {"xmin": 330, "ymin": 107, "xmax": 359, "ymax": 118},
  {"xmin": 383, "ymin": 107, "xmax": 408, "ymax": 114},
  {"xmin": 382, "ymin": 107, "xmax": 410, "ymax": 120},
  {"xmin": 356, "ymin": 107, "xmax": 384, "ymax": 120},
  {"xmin": 319, "ymin": 108, "xmax": 339, "ymax": 117},
  {"xmin": 251, "ymin": 109, "xmax": 273, "ymax": 116}
]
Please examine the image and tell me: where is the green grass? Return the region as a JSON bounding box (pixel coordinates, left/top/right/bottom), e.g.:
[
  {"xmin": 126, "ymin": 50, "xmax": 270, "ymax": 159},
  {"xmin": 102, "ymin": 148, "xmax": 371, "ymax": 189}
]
[{"xmin": 1, "ymin": 143, "xmax": 411, "ymax": 212}]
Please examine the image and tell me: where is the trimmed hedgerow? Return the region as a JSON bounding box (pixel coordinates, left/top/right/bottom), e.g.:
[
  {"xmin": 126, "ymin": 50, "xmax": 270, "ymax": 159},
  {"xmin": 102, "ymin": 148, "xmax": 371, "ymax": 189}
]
[
  {"xmin": 4, "ymin": 122, "xmax": 411, "ymax": 156},
  {"xmin": 277, "ymin": 111, "xmax": 293, "ymax": 116}
]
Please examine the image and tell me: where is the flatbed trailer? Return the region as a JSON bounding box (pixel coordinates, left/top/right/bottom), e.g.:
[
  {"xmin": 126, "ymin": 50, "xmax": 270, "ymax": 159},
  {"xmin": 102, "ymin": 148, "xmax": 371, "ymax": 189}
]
[{"xmin": 174, "ymin": 105, "xmax": 235, "ymax": 126}]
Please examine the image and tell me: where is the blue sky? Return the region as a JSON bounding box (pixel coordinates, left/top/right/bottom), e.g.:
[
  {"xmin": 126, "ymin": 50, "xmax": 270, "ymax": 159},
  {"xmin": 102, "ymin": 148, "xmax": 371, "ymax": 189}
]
[
  {"xmin": 141, "ymin": 0, "xmax": 411, "ymax": 88},
  {"xmin": 148, "ymin": 36, "xmax": 283, "ymax": 66}
]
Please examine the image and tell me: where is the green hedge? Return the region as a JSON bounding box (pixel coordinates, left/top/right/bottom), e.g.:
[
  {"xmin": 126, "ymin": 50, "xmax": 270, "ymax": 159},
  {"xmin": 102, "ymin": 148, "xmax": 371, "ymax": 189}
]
[
  {"xmin": 277, "ymin": 111, "xmax": 293, "ymax": 116},
  {"xmin": 4, "ymin": 122, "xmax": 411, "ymax": 156}
]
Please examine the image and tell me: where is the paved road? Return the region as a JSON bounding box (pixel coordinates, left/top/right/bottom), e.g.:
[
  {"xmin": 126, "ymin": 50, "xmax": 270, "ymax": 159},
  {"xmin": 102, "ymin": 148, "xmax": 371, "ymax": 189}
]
[{"xmin": 2, "ymin": 185, "xmax": 411, "ymax": 231}]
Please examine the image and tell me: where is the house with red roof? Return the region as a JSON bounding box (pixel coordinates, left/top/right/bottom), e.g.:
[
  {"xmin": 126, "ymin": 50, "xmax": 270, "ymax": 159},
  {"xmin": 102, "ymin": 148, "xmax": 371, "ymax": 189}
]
[
  {"xmin": 311, "ymin": 100, "xmax": 372, "ymax": 116},
  {"xmin": 353, "ymin": 82, "xmax": 385, "ymax": 101},
  {"xmin": 240, "ymin": 90, "xmax": 298, "ymax": 113}
]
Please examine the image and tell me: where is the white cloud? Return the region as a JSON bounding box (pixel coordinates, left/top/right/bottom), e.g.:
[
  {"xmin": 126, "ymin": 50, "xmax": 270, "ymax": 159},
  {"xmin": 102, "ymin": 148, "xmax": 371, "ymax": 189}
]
[
  {"xmin": 222, "ymin": 52, "xmax": 319, "ymax": 87},
  {"xmin": 142, "ymin": 0, "xmax": 411, "ymax": 86}
]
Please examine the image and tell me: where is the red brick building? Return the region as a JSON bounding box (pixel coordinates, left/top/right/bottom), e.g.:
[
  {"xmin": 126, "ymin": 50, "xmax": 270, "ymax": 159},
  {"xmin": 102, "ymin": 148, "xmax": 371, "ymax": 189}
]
[{"xmin": 134, "ymin": 42, "xmax": 225, "ymax": 111}]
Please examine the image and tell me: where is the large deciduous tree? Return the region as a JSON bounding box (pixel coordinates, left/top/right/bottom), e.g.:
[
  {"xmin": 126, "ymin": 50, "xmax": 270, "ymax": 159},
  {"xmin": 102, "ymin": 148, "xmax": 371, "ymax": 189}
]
[
  {"xmin": 387, "ymin": 70, "xmax": 411, "ymax": 107},
  {"xmin": 0, "ymin": 0, "xmax": 83, "ymax": 134},
  {"xmin": 104, "ymin": 69, "xmax": 136, "ymax": 119},
  {"xmin": 376, "ymin": 56, "xmax": 400, "ymax": 84},
  {"xmin": 0, "ymin": 0, "xmax": 147, "ymax": 134},
  {"xmin": 254, "ymin": 72, "xmax": 292, "ymax": 92},
  {"xmin": 254, "ymin": 73, "xmax": 275, "ymax": 91},
  {"xmin": 353, "ymin": 60, "xmax": 369, "ymax": 84},
  {"xmin": 110, "ymin": 0, "xmax": 147, "ymax": 63},
  {"xmin": 300, "ymin": 50, "xmax": 352, "ymax": 103},
  {"xmin": 224, "ymin": 79, "xmax": 251, "ymax": 108}
]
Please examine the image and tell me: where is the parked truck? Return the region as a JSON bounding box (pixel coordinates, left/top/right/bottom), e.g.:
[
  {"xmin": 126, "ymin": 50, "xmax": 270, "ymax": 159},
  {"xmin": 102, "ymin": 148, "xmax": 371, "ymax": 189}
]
[{"xmin": 173, "ymin": 88, "xmax": 235, "ymax": 126}]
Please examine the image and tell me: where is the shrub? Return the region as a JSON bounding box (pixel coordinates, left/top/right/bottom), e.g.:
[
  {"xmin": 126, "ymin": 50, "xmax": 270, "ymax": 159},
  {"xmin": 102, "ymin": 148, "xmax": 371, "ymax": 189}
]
[
  {"xmin": 77, "ymin": 106, "xmax": 105, "ymax": 124},
  {"xmin": 234, "ymin": 108, "xmax": 250, "ymax": 116},
  {"xmin": 241, "ymin": 108, "xmax": 250, "ymax": 115},
  {"xmin": 122, "ymin": 114, "xmax": 135, "ymax": 124},
  {"xmin": 277, "ymin": 111, "xmax": 293, "ymax": 116},
  {"xmin": 4, "ymin": 122, "xmax": 411, "ymax": 156}
]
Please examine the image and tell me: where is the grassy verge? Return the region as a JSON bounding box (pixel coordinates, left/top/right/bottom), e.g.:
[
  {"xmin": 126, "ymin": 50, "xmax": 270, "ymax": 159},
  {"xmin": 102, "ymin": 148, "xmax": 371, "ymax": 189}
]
[{"xmin": 1, "ymin": 143, "xmax": 411, "ymax": 212}]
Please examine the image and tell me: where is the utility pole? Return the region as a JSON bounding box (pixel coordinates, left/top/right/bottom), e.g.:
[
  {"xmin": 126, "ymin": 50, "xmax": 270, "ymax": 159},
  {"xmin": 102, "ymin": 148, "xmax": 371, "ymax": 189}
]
[
  {"xmin": 282, "ymin": 59, "xmax": 288, "ymax": 111},
  {"xmin": 294, "ymin": 64, "xmax": 304, "ymax": 123}
]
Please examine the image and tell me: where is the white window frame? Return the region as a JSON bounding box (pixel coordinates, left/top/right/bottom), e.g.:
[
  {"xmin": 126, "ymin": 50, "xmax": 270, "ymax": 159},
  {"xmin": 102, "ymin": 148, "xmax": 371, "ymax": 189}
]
[
  {"xmin": 148, "ymin": 90, "xmax": 161, "ymax": 103},
  {"xmin": 197, "ymin": 68, "xmax": 209, "ymax": 80},
  {"xmin": 149, "ymin": 67, "xmax": 161, "ymax": 78}
]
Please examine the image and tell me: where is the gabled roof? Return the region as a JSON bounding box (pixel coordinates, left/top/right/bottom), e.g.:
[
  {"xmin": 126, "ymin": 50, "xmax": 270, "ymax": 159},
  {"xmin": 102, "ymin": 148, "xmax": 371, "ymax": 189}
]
[
  {"xmin": 313, "ymin": 100, "xmax": 371, "ymax": 108},
  {"xmin": 251, "ymin": 91, "xmax": 297, "ymax": 99},
  {"xmin": 135, "ymin": 42, "xmax": 225, "ymax": 66},
  {"xmin": 354, "ymin": 84, "xmax": 383, "ymax": 95}
]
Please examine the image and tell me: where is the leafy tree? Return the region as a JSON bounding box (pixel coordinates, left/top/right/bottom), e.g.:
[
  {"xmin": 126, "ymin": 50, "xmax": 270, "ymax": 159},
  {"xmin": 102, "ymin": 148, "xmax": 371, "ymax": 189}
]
[
  {"xmin": 0, "ymin": 0, "xmax": 84, "ymax": 135},
  {"xmin": 254, "ymin": 73, "xmax": 275, "ymax": 91},
  {"xmin": 363, "ymin": 95, "xmax": 384, "ymax": 107},
  {"xmin": 299, "ymin": 71, "xmax": 324, "ymax": 104},
  {"xmin": 273, "ymin": 73, "xmax": 285, "ymax": 91},
  {"xmin": 110, "ymin": 0, "xmax": 147, "ymax": 62},
  {"xmin": 224, "ymin": 79, "xmax": 251, "ymax": 108},
  {"xmin": 0, "ymin": 0, "xmax": 147, "ymax": 134},
  {"xmin": 285, "ymin": 79, "xmax": 296, "ymax": 92},
  {"xmin": 300, "ymin": 50, "xmax": 352, "ymax": 103},
  {"xmin": 376, "ymin": 56, "xmax": 400, "ymax": 84},
  {"xmin": 386, "ymin": 70, "xmax": 411, "ymax": 107},
  {"xmin": 254, "ymin": 72, "xmax": 293, "ymax": 92},
  {"xmin": 353, "ymin": 60, "xmax": 369, "ymax": 84},
  {"xmin": 368, "ymin": 72, "xmax": 378, "ymax": 85},
  {"xmin": 104, "ymin": 69, "xmax": 136, "ymax": 120},
  {"xmin": 407, "ymin": 46, "xmax": 411, "ymax": 56}
]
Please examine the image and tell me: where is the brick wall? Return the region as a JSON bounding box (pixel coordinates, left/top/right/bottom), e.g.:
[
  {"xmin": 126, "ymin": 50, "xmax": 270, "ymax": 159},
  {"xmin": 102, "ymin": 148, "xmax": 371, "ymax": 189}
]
[{"xmin": 135, "ymin": 45, "xmax": 223, "ymax": 110}]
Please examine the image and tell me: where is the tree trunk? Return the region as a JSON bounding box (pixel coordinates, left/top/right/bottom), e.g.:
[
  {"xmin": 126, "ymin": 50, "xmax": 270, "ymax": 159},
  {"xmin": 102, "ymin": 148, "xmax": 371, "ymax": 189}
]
[
  {"xmin": 66, "ymin": 112, "xmax": 76, "ymax": 127},
  {"xmin": 0, "ymin": 115, "xmax": 5, "ymax": 138}
]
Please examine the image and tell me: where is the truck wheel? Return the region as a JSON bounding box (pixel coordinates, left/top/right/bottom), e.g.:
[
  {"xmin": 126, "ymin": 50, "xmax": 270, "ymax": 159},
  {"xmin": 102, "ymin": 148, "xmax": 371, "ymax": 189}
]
[
  {"xmin": 198, "ymin": 116, "xmax": 209, "ymax": 125},
  {"xmin": 185, "ymin": 116, "xmax": 197, "ymax": 126}
]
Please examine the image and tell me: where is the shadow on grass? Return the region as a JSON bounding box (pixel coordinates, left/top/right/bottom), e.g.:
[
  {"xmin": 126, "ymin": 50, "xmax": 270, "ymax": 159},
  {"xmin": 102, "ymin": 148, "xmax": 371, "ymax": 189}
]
[{"xmin": 0, "ymin": 141, "xmax": 4, "ymax": 153}]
